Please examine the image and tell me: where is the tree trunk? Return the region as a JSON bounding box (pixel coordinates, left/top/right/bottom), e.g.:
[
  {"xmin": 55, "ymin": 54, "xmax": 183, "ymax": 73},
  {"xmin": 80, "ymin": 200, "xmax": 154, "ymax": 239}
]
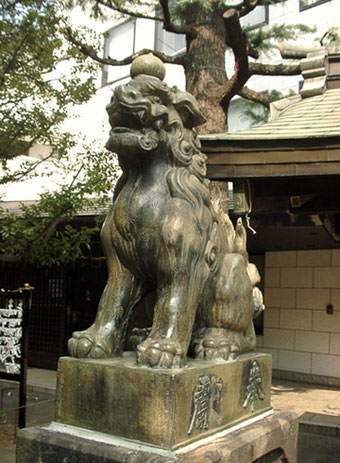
[{"xmin": 183, "ymin": 3, "xmax": 230, "ymax": 134}]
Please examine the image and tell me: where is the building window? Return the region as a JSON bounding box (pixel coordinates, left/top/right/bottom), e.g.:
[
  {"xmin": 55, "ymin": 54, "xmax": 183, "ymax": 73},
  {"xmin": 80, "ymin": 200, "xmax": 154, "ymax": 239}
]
[
  {"xmin": 154, "ymin": 20, "xmax": 186, "ymax": 56},
  {"xmin": 300, "ymin": 0, "xmax": 330, "ymax": 11},
  {"xmin": 240, "ymin": 5, "xmax": 269, "ymax": 30},
  {"xmin": 102, "ymin": 20, "xmax": 136, "ymax": 86}
]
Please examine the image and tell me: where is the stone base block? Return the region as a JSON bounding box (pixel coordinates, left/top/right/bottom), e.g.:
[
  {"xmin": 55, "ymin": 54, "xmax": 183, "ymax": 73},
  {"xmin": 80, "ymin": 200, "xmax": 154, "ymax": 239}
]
[
  {"xmin": 16, "ymin": 410, "xmax": 298, "ymax": 463},
  {"xmin": 56, "ymin": 352, "xmax": 272, "ymax": 450}
]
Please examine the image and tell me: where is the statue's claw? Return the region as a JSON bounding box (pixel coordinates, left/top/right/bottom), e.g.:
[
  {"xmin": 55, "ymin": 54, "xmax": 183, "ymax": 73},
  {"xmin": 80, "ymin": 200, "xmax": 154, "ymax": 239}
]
[
  {"xmin": 193, "ymin": 328, "xmax": 243, "ymax": 362},
  {"xmin": 67, "ymin": 329, "xmax": 112, "ymax": 359},
  {"xmin": 194, "ymin": 336, "xmax": 231, "ymax": 361},
  {"xmin": 68, "ymin": 336, "xmax": 92, "ymax": 358},
  {"xmin": 193, "ymin": 327, "xmax": 255, "ymax": 362},
  {"xmin": 136, "ymin": 338, "xmax": 184, "ymax": 369}
]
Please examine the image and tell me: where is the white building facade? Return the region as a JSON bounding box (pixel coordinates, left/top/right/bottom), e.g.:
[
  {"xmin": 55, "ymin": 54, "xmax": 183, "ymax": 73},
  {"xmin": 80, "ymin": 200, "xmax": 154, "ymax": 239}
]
[{"xmin": 258, "ymin": 250, "xmax": 340, "ymax": 386}]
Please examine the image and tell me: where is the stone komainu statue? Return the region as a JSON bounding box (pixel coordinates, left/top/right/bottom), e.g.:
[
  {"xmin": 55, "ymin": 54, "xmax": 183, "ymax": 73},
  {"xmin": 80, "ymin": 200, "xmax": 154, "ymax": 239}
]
[{"xmin": 68, "ymin": 55, "xmax": 264, "ymax": 369}]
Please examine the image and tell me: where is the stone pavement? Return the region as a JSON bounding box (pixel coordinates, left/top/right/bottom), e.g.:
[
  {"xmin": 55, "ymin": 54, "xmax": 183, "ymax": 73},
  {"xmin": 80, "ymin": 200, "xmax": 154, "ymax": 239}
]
[
  {"xmin": 271, "ymin": 379, "xmax": 340, "ymax": 463},
  {"xmin": 1, "ymin": 368, "xmax": 340, "ymax": 462},
  {"xmin": 24, "ymin": 367, "xmax": 57, "ymax": 393},
  {"xmin": 271, "ymin": 378, "xmax": 340, "ymax": 417}
]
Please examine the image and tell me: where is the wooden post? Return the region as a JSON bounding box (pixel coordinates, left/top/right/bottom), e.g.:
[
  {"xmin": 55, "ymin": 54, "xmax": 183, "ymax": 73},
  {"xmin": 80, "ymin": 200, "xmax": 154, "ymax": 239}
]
[{"xmin": 18, "ymin": 284, "xmax": 33, "ymax": 428}]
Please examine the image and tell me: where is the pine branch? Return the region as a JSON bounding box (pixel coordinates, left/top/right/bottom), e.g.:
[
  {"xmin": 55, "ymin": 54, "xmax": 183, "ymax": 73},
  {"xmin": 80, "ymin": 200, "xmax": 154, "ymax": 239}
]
[
  {"xmin": 249, "ymin": 61, "xmax": 301, "ymax": 76},
  {"xmin": 159, "ymin": 0, "xmax": 195, "ymax": 35},
  {"xmin": 238, "ymin": 0, "xmax": 260, "ymax": 18},
  {"xmin": 247, "ymin": 24, "xmax": 317, "ymax": 54},
  {"xmin": 93, "ymin": 0, "xmax": 163, "ymax": 22},
  {"xmin": 222, "ymin": 8, "xmax": 249, "ymax": 102},
  {"xmin": 247, "ymin": 45, "xmax": 259, "ymax": 59},
  {"xmin": 224, "ymin": 0, "xmax": 260, "ymax": 17},
  {"xmin": 237, "ymin": 86, "xmax": 271, "ymax": 107},
  {"xmin": 64, "ymin": 26, "xmax": 184, "ymax": 65}
]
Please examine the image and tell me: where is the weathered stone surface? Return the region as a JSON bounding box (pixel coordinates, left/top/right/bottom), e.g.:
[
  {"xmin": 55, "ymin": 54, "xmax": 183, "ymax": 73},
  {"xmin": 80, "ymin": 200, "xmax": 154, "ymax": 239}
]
[
  {"xmin": 130, "ymin": 52, "xmax": 166, "ymax": 80},
  {"xmin": 56, "ymin": 352, "xmax": 272, "ymax": 450},
  {"xmin": 298, "ymin": 432, "xmax": 340, "ymax": 463},
  {"xmin": 16, "ymin": 410, "xmax": 298, "ymax": 463}
]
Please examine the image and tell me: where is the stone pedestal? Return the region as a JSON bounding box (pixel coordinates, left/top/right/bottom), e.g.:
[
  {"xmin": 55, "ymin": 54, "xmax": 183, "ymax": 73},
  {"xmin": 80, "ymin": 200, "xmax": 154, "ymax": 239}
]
[
  {"xmin": 55, "ymin": 352, "xmax": 272, "ymax": 450},
  {"xmin": 16, "ymin": 410, "xmax": 298, "ymax": 463},
  {"xmin": 16, "ymin": 352, "xmax": 298, "ymax": 462}
]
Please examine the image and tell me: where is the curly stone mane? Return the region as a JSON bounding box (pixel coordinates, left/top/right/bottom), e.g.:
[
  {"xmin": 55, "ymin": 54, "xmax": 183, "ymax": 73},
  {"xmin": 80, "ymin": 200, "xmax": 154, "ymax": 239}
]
[
  {"xmin": 120, "ymin": 75, "xmax": 218, "ymax": 236},
  {"xmin": 166, "ymin": 133, "xmax": 213, "ymax": 237}
]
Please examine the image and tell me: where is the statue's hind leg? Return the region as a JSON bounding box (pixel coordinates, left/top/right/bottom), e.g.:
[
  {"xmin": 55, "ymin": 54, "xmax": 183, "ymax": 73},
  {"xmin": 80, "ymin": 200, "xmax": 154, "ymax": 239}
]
[
  {"xmin": 193, "ymin": 253, "xmax": 257, "ymax": 361},
  {"xmin": 68, "ymin": 208, "xmax": 148, "ymax": 359}
]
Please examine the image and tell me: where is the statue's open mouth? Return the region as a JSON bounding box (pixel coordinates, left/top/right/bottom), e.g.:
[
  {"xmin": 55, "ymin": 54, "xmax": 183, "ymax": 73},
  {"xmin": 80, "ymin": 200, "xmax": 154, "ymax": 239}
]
[{"xmin": 112, "ymin": 127, "xmax": 136, "ymax": 134}]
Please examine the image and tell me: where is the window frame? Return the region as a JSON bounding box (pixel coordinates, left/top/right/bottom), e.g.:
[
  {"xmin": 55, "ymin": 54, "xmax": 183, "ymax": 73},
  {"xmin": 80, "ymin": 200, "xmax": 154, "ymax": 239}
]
[
  {"xmin": 241, "ymin": 4, "xmax": 269, "ymax": 32},
  {"xmin": 101, "ymin": 19, "xmax": 137, "ymax": 87},
  {"xmin": 153, "ymin": 0, "xmax": 186, "ymax": 57},
  {"xmin": 299, "ymin": 0, "xmax": 331, "ymax": 12},
  {"xmin": 154, "ymin": 20, "xmax": 186, "ymax": 57}
]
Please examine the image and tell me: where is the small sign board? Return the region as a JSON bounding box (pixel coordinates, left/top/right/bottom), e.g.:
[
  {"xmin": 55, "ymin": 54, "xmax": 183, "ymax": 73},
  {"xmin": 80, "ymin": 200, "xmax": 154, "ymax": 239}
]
[
  {"xmin": 0, "ymin": 285, "xmax": 33, "ymax": 428},
  {"xmin": 0, "ymin": 297, "xmax": 24, "ymax": 374}
]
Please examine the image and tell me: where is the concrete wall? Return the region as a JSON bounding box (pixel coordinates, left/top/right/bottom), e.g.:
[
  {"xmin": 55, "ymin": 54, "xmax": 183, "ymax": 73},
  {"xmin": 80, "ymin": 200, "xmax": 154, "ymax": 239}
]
[{"xmin": 257, "ymin": 250, "xmax": 340, "ymax": 382}]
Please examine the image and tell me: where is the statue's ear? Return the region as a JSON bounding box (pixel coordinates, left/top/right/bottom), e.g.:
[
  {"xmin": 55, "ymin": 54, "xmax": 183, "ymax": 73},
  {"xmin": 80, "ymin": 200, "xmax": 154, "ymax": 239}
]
[{"xmin": 172, "ymin": 92, "xmax": 206, "ymax": 128}]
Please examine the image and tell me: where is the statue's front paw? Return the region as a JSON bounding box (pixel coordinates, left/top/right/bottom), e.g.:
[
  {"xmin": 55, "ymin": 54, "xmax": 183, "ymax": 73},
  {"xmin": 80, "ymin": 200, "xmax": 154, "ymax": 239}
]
[
  {"xmin": 193, "ymin": 328, "xmax": 238, "ymax": 361},
  {"xmin": 136, "ymin": 338, "xmax": 185, "ymax": 369},
  {"xmin": 67, "ymin": 330, "xmax": 111, "ymax": 359},
  {"xmin": 194, "ymin": 337, "xmax": 232, "ymax": 361}
]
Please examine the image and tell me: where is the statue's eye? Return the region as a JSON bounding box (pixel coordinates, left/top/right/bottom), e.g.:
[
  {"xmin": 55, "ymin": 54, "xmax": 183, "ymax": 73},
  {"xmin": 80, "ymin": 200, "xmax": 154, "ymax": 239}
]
[
  {"xmin": 126, "ymin": 89, "xmax": 138, "ymax": 100},
  {"xmin": 152, "ymin": 96, "xmax": 161, "ymax": 103}
]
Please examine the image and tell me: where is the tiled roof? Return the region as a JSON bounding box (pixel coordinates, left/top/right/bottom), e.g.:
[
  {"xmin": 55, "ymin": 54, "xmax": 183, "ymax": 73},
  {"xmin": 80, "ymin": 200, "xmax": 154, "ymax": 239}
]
[{"xmin": 200, "ymin": 89, "xmax": 340, "ymax": 141}]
